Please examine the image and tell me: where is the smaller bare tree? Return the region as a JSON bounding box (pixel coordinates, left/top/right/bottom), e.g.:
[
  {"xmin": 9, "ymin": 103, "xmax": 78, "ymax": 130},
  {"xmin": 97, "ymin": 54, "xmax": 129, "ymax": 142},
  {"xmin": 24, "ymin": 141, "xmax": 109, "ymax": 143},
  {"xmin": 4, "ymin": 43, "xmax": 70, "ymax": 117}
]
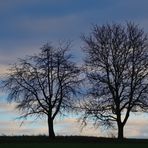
[
  {"xmin": 1, "ymin": 42, "xmax": 81, "ymax": 138},
  {"xmin": 81, "ymin": 22, "xmax": 148, "ymax": 140}
]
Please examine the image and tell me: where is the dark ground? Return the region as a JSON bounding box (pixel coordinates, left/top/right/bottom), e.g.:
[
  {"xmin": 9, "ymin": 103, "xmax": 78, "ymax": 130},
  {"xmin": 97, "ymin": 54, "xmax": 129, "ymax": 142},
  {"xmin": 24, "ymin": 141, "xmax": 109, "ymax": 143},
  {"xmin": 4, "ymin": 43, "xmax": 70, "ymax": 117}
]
[
  {"xmin": 0, "ymin": 135, "xmax": 148, "ymax": 143},
  {"xmin": 0, "ymin": 136, "xmax": 148, "ymax": 148}
]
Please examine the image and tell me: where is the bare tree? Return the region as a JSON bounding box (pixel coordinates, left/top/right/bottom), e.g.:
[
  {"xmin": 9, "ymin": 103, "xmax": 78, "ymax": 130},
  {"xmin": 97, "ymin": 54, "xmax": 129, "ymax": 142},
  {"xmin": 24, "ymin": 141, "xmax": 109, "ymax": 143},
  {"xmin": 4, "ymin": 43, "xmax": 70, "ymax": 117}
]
[
  {"xmin": 1, "ymin": 42, "xmax": 81, "ymax": 138},
  {"xmin": 81, "ymin": 23, "xmax": 148, "ymax": 140}
]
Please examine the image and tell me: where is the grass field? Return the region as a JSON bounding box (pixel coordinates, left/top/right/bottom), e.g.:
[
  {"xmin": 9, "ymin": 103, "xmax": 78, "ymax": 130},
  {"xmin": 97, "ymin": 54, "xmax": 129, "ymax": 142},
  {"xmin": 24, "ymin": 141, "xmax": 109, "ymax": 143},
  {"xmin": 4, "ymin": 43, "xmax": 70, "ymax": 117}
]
[{"xmin": 0, "ymin": 136, "xmax": 148, "ymax": 148}]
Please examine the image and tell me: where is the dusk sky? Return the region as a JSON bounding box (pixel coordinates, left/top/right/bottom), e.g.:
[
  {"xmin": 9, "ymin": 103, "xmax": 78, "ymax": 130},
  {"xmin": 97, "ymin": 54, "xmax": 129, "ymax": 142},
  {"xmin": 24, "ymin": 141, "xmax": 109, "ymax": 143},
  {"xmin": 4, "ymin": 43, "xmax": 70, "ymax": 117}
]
[{"xmin": 0, "ymin": 0, "xmax": 148, "ymax": 138}]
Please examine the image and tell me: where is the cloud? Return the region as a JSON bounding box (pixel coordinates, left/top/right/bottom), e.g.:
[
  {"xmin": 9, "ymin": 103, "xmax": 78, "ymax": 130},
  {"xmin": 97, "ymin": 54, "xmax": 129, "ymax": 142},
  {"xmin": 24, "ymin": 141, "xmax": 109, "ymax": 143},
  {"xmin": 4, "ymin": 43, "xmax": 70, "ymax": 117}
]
[
  {"xmin": 0, "ymin": 102, "xmax": 16, "ymax": 111},
  {"xmin": 0, "ymin": 0, "xmax": 148, "ymax": 138},
  {"xmin": 54, "ymin": 115, "xmax": 148, "ymax": 138},
  {"xmin": 0, "ymin": 102, "xmax": 18, "ymax": 119},
  {"xmin": 0, "ymin": 44, "xmax": 42, "ymax": 71},
  {"xmin": 0, "ymin": 102, "xmax": 48, "ymax": 136},
  {"xmin": 54, "ymin": 118, "xmax": 102, "ymax": 137},
  {"xmin": 0, "ymin": 109, "xmax": 148, "ymax": 138},
  {"xmin": 18, "ymin": 15, "xmax": 77, "ymax": 33},
  {"xmin": 0, "ymin": 0, "xmax": 147, "ymax": 69},
  {"xmin": 0, "ymin": 120, "xmax": 48, "ymax": 135},
  {"xmin": 125, "ymin": 115, "xmax": 148, "ymax": 138},
  {"xmin": 0, "ymin": 106, "xmax": 102, "ymax": 136},
  {"xmin": 0, "ymin": 64, "xmax": 9, "ymax": 75}
]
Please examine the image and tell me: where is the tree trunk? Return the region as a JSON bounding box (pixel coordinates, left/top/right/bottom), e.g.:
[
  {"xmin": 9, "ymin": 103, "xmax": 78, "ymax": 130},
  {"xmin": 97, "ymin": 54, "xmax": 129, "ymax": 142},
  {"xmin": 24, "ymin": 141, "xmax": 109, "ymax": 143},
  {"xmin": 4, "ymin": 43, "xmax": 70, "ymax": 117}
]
[
  {"xmin": 117, "ymin": 122, "xmax": 124, "ymax": 140},
  {"xmin": 47, "ymin": 116, "xmax": 55, "ymax": 138}
]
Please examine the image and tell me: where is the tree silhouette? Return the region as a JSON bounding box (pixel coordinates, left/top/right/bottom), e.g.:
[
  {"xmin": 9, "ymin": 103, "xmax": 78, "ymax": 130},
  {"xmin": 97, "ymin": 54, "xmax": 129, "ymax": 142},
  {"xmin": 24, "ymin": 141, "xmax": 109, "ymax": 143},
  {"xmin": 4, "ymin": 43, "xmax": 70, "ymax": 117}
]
[
  {"xmin": 81, "ymin": 23, "xmax": 148, "ymax": 140},
  {"xmin": 2, "ymin": 42, "xmax": 81, "ymax": 138}
]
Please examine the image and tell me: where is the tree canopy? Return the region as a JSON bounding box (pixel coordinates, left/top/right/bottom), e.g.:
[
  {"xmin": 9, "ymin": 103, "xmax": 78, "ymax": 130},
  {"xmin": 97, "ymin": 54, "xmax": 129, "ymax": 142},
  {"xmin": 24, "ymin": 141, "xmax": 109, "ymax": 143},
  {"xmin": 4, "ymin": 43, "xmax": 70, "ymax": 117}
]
[
  {"xmin": 2, "ymin": 42, "xmax": 81, "ymax": 138},
  {"xmin": 81, "ymin": 22, "xmax": 148, "ymax": 139}
]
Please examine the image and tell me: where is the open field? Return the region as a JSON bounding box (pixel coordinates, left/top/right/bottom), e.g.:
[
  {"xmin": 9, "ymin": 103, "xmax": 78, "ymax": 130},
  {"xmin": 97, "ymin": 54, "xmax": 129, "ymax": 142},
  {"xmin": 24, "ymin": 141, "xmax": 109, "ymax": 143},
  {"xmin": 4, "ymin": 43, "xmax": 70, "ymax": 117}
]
[{"xmin": 0, "ymin": 136, "xmax": 148, "ymax": 147}]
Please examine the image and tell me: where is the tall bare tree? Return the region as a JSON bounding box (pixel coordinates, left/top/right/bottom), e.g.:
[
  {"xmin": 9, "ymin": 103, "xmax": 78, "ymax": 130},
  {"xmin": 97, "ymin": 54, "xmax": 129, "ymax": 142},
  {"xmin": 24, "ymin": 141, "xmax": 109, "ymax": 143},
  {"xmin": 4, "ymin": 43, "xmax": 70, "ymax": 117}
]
[
  {"xmin": 2, "ymin": 42, "xmax": 81, "ymax": 138},
  {"xmin": 81, "ymin": 23, "xmax": 148, "ymax": 140}
]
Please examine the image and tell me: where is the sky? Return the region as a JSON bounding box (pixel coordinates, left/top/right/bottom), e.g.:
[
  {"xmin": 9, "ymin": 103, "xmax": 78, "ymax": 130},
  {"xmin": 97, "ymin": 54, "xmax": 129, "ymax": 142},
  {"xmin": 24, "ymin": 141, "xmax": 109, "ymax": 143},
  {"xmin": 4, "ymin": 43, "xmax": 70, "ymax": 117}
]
[{"xmin": 0, "ymin": 0, "xmax": 148, "ymax": 138}]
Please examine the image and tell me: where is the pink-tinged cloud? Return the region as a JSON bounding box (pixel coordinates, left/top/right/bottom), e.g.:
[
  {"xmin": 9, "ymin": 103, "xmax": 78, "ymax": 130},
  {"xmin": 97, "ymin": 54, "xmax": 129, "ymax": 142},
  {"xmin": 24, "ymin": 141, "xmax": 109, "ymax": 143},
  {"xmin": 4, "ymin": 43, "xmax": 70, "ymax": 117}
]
[
  {"xmin": 125, "ymin": 115, "xmax": 148, "ymax": 138},
  {"xmin": 0, "ymin": 98, "xmax": 148, "ymax": 138}
]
